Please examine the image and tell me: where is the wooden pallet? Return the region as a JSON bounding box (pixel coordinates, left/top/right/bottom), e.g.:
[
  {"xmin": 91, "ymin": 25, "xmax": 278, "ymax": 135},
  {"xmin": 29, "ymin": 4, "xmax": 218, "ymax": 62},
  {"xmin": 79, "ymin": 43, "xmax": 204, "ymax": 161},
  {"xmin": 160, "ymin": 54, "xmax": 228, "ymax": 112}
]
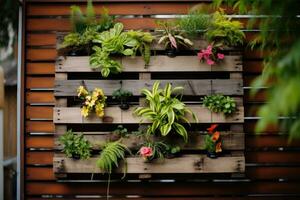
[{"xmin": 53, "ymin": 38, "xmax": 245, "ymax": 177}]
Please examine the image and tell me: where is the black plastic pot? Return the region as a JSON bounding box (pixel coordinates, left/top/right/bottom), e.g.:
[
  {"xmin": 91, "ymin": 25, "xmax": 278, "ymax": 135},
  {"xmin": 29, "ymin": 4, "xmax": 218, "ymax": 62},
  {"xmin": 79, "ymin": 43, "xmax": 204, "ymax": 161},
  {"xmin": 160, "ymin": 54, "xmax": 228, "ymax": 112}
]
[
  {"xmin": 165, "ymin": 48, "xmax": 177, "ymax": 58},
  {"xmin": 72, "ymin": 154, "xmax": 81, "ymax": 160},
  {"xmin": 119, "ymin": 100, "xmax": 130, "ymax": 110},
  {"xmin": 206, "ymin": 151, "xmax": 218, "ymax": 159}
]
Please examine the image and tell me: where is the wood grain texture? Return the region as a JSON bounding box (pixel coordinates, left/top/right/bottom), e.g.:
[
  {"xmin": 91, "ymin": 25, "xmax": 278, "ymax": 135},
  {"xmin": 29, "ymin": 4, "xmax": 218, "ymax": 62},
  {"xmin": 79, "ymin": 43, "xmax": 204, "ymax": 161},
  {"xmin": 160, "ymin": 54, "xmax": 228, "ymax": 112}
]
[
  {"xmin": 55, "ymin": 56, "xmax": 242, "ymax": 72},
  {"xmin": 53, "ymin": 154, "xmax": 245, "ymax": 174},
  {"xmin": 54, "ymin": 79, "xmax": 243, "ymax": 96},
  {"xmin": 53, "ymin": 106, "xmax": 244, "ymax": 124}
]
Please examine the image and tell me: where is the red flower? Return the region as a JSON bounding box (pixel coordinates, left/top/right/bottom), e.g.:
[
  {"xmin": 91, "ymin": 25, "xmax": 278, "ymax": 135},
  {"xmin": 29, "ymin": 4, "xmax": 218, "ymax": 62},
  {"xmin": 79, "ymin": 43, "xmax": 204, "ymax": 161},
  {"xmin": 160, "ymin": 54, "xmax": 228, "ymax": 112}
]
[
  {"xmin": 139, "ymin": 146, "xmax": 153, "ymax": 158},
  {"xmin": 207, "ymin": 124, "xmax": 218, "ymax": 134},
  {"xmin": 212, "ymin": 131, "xmax": 220, "ymax": 142}
]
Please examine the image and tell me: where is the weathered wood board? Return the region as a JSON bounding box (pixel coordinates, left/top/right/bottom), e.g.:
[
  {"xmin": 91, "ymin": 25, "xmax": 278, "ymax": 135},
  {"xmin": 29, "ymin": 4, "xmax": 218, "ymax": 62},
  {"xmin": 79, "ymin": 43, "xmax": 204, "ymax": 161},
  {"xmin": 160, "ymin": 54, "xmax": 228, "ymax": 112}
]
[
  {"xmin": 53, "ymin": 106, "xmax": 244, "ymax": 124},
  {"xmin": 53, "ymin": 154, "xmax": 245, "ymax": 174},
  {"xmin": 55, "ymin": 56, "xmax": 242, "ymax": 73}
]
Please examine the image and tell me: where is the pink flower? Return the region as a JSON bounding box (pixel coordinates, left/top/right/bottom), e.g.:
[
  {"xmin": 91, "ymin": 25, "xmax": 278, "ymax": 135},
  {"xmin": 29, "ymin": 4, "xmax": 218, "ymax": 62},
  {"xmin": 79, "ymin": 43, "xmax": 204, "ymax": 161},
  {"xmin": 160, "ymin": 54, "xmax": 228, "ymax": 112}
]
[
  {"xmin": 168, "ymin": 34, "xmax": 177, "ymax": 49},
  {"xmin": 197, "ymin": 52, "xmax": 204, "ymax": 59},
  {"xmin": 207, "ymin": 45, "xmax": 213, "ymax": 52},
  {"xmin": 217, "ymin": 53, "xmax": 225, "ymax": 60},
  {"xmin": 207, "ymin": 59, "xmax": 215, "ymax": 65},
  {"xmin": 139, "ymin": 146, "xmax": 153, "ymax": 157}
]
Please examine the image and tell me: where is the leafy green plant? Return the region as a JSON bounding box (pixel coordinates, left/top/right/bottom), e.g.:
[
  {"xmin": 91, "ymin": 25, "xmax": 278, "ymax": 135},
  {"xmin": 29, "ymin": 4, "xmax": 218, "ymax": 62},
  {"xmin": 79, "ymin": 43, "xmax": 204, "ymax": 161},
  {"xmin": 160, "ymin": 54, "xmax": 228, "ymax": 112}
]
[
  {"xmin": 59, "ymin": 130, "xmax": 92, "ymax": 159},
  {"xmin": 89, "ymin": 23, "xmax": 139, "ymax": 77},
  {"xmin": 202, "ymin": 94, "xmax": 236, "ymax": 115},
  {"xmin": 204, "ymin": 124, "xmax": 222, "ymax": 158},
  {"xmin": 157, "ymin": 21, "xmax": 193, "ymax": 50},
  {"xmin": 126, "ymin": 30, "xmax": 154, "ymax": 66},
  {"xmin": 139, "ymin": 141, "xmax": 168, "ymax": 161},
  {"xmin": 177, "ymin": 10, "xmax": 211, "ymax": 37},
  {"xmin": 96, "ymin": 140, "xmax": 129, "ymax": 173},
  {"xmin": 112, "ymin": 88, "xmax": 133, "ymax": 110},
  {"xmin": 205, "ymin": 9, "xmax": 245, "ymax": 47},
  {"xmin": 112, "ymin": 125, "xmax": 129, "ymax": 138},
  {"xmin": 135, "ymin": 81, "xmax": 196, "ymax": 142}
]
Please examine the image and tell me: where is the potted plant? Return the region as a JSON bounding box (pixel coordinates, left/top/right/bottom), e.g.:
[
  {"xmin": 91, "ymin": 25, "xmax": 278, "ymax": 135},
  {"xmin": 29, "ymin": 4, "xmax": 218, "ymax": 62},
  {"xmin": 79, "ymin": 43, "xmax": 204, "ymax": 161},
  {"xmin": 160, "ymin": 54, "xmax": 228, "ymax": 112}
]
[
  {"xmin": 58, "ymin": 130, "xmax": 92, "ymax": 160},
  {"xmin": 204, "ymin": 124, "xmax": 222, "ymax": 158},
  {"xmin": 112, "ymin": 88, "xmax": 133, "ymax": 110},
  {"xmin": 138, "ymin": 141, "xmax": 167, "ymax": 162},
  {"xmin": 202, "ymin": 94, "xmax": 237, "ymax": 115},
  {"xmin": 134, "ymin": 81, "xmax": 197, "ymax": 142},
  {"xmin": 197, "ymin": 44, "xmax": 225, "ymax": 65},
  {"xmin": 157, "ymin": 21, "xmax": 193, "ymax": 57},
  {"xmin": 77, "ymin": 86, "xmax": 107, "ymax": 118}
]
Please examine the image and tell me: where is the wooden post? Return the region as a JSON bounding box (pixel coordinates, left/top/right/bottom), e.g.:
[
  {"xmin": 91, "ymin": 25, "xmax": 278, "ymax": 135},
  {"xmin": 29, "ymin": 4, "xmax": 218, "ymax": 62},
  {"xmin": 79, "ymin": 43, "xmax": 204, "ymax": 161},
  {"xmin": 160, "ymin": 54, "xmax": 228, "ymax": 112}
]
[{"xmin": 0, "ymin": 66, "xmax": 4, "ymax": 200}]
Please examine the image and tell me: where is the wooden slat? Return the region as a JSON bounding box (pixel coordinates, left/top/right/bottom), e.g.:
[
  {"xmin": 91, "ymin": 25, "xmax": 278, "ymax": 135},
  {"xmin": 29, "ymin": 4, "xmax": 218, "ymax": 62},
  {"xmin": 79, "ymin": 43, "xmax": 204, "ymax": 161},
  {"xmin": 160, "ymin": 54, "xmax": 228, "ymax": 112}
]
[
  {"xmin": 26, "ymin": 106, "xmax": 53, "ymax": 119},
  {"xmin": 26, "ymin": 121, "xmax": 55, "ymax": 133},
  {"xmin": 26, "ymin": 63, "xmax": 55, "ymax": 75},
  {"xmin": 53, "ymin": 106, "xmax": 244, "ymax": 124},
  {"xmin": 53, "ymin": 154, "xmax": 245, "ymax": 174},
  {"xmin": 26, "ymin": 77, "xmax": 54, "ymax": 89},
  {"xmin": 26, "ymin": 167, "xmax": 55, "ymax": 180},
  {"xmin": 54, "ymin": 79, "xmax": 243, "ymax": 97},
  {"xmin": 25, "ymin": 181, "xmax": 300, "ymax": 195},
  {"xmin": 26, "ymin": 92, "xmax": 55, "ymax": 104},
  {"xmin": 26, "ymin": 151, "xmax": 54, "ymax": 165},
  {"xmin": 26, "ymin": 136, "xmax": 54, "ymax": 148},
  {"xmin": 27, "ymin": 49, "xmax": 57, "ymax": 61},
  {"xmin": 56, "ymin": 55, "xmax": 242, "ymax": 72},
  {"xmin": 54, "ymin": 131, "xmax": 245, "ymax": 150},
  {"xmin": 27, "ymin": 3, "xmax": 195, "ymax": 16}
]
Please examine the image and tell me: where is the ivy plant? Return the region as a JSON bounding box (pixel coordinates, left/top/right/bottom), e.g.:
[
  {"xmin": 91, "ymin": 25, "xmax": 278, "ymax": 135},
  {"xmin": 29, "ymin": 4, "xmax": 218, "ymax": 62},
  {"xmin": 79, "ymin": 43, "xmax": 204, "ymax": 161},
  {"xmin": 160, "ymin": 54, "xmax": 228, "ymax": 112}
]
[
  {"xmin": 202, "ymin": 94, "xmax": 236, "ymax": 115},
  {"xmin": 59, "ymin": 130, "xmax": 92, "ymax": 159},
  {"xmin": 205, "ymin": 9, "xmax": 245, "ymax": 47},
  {"xmin": 135, "ymin": 81, "xmax": 197, "ymax": 142}
]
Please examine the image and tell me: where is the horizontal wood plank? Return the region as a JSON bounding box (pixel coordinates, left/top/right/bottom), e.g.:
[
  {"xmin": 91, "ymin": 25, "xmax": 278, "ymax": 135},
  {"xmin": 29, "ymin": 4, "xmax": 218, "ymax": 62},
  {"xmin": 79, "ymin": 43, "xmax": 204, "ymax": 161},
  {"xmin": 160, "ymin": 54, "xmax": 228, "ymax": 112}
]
[
  {"xmin": 55, "ymin": 79, "xmax": 243, "ymax": 97},
  {"xmin": 56, "ymin": 56, "xmax": 242, "ymax": 73},
  {"xmin": 53, "ymin": 106, "xmax": 244, "ymax": 124},
  {"xmin": 53, "ymin": 154, "xmax": 245, "ymax": 174}
]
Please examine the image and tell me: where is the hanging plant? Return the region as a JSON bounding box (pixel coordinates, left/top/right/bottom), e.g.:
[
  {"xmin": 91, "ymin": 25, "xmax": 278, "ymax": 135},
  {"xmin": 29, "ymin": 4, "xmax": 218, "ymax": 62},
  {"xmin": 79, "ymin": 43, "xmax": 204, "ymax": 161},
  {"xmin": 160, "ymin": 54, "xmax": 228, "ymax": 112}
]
[
  {"xmin": 204, "ymin": 124, "xmax": 222, "ymax": 158},
  {"xmin": 77, "ymin": 86, "xmax": 107, "ymax": 118}
]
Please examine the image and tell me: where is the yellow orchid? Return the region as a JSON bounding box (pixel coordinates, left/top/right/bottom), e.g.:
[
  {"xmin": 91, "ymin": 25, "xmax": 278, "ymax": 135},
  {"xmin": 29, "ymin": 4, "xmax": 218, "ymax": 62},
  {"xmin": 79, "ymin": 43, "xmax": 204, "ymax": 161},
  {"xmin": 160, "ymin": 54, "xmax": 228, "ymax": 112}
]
[
  {"xmin": 81, "ymin": 106, "xmax": 90, "ymax": 117},
  {"xmin": 77, "ymin": 86, "xmax": 88, "ymax": 97}
]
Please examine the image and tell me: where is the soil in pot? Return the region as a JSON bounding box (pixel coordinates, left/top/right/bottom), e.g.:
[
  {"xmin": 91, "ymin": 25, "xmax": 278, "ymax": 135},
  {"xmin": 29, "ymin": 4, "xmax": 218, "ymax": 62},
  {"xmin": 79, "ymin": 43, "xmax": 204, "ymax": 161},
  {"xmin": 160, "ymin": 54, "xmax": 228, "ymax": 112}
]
[{"xmin": 206, "ymin": 151, "xmax": 218, "ymax": 159}]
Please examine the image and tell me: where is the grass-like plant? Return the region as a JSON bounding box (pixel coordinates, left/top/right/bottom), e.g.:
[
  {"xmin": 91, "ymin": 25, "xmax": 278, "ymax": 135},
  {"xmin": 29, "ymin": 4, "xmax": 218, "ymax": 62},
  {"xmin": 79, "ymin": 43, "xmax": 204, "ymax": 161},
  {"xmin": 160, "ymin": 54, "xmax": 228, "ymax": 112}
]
[
  {"xmin": 202, "ymin": 94, "xmax": 236, "ymax": 115},
  {"xmin": 205, "ymin": 9, "xmax": 245, "ymax": 47},
  {"xmin": 59, "ymin": 130, "xmax": 92, "ymax": 159},
  {"xmin": 177, "ymin": 10, "xmax": 211, "ymax": 37},
  {"xmin": 96, "ymin": 140, "xmax": 129, "ymax": 174},
  {"xmin": 135, "ymin": 81, "xmax": 196, "ymax": 142}
]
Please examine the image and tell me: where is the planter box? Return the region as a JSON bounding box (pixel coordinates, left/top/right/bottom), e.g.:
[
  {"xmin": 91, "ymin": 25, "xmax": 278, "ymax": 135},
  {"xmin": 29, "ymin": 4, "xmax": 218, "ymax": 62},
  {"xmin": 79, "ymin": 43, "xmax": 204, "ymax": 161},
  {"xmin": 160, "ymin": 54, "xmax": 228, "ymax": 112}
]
[{"xmin": 53, "ymin": 37, "xmax": 245, "ymax": 178}]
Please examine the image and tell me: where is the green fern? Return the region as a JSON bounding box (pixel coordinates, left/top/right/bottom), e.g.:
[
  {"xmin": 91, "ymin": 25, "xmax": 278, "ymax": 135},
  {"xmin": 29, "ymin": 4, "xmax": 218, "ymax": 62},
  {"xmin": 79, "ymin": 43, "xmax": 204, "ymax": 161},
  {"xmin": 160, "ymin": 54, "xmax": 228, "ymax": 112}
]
[{"xmin": 96, "ymin": 141, "xmax": 129, "ymax": 174}]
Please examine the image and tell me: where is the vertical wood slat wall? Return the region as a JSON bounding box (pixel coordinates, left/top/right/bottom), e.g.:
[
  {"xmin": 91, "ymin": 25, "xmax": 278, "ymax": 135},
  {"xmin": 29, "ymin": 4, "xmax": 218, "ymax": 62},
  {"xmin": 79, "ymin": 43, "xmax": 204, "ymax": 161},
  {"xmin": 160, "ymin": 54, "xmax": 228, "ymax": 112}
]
[{"xmin": 24, "ymin": 0, "xmax": 300, "ymax": 199}]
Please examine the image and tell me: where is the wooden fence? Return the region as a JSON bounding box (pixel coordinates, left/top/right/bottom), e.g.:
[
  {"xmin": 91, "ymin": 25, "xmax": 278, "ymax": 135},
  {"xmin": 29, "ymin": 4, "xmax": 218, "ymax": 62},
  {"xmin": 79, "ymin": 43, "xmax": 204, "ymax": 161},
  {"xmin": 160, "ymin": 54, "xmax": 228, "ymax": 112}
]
[{"xmin": 22, "ymin": 0, "xmax": 300, "ymax": 199}]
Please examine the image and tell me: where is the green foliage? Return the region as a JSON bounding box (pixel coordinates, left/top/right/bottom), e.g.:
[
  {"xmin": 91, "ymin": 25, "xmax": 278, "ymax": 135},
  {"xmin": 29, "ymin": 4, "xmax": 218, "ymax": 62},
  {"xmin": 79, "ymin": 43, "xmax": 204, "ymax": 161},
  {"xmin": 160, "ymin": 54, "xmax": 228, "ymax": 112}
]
[
  {"xmin": 214, "ymin": 0, "xmax": 300, "ymax": 140},
  {"xmin": 0, "ymin": 0, "xmax": 18, "ymax": 48},
  {"xmin": 112, "ymin": 88, "xmax": 133, "ymax": 101},
  {"xmin": 135, "ymin": 81, "xmax": 197, "ymax": 142},
  {"xmin": 96, "ymin": 141, "xmax": 129, "ymax": 174},
  {"xmin": 157, "ymin": 21, "xmax": 194, "ymax": 49},
  {"xmin": 141, "ymin": 141, "xmax": 168, "ymax": 161},
  {"xmin": 89, "ymin": 23, "xmax": 139, "ymax": 77},
  {"xmin": 202, "ymin": 94, "xmax": 236, "ymax": 115},
  {"xmin": 177, "ymin": 10, "xmax": 211, "ymax": 37},
  {"xmin": 204, "ymin": 135, "xmax": 215, "ymax": 153},
  {"xmin": 126, "ymin": 30, "xmax": 154, "ymax": 66},
  {"xmin": 205, "ymin": 9, "xmax": 245, "ymax": 47},
  {"xmin": 59, "ymin": 130, "xmax": 92, "ymax": 159},
  {"xmin": 112, "ymin": 125, "xmax": 129, "ymax": 138}
]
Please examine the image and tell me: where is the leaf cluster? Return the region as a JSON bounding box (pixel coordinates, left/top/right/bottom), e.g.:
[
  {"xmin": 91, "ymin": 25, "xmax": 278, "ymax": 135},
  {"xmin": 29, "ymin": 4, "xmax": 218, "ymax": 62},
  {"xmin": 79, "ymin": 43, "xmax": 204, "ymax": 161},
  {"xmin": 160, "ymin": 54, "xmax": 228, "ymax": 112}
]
[
  {"xmin": 157, "ymin": 21, "xmax": 194, "ymax": 50},
  {"xmin": 112, "ymin": 88, "xmax": 133, "ymax": 101},
  {"xmin": 205, "ymin": 9, "xmax": 245, "ymax": 47},
  {"xmin": 135, "ymin": 81, "xmax": 196, "ymax": 142},
  {"xmin": 204, "ymin": 134, "xmax": 216, "ymax": 153},
  {"xmin": 59, "ymin": 130, "xmax": 92, "ymax": 159},
  {"xmin": 96, "ymin": 141, "xmax": 129, "ymax": 174},
  {"xmin": 177, "ymin": 10, "xmax": 211, "ymax": 37},
  {"xmin": 202, "ymin": 94, "xmax": 236, "ymax": 115}
]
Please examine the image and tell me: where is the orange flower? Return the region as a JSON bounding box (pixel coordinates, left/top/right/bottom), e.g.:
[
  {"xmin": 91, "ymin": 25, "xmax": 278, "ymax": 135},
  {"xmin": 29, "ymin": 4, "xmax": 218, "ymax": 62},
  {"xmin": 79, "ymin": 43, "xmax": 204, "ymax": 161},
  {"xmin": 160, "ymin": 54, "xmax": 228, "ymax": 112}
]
[
  {"xmin": 212, "ymin": 131, "xmax": 220, "ymax": 142},
  {"xmin": 207, "ymin": 124, "xmax": 218, "ymax": 134},
  {"xmin": 216, "ymin": 142, "xmax": 222, "ymax": 153}
]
